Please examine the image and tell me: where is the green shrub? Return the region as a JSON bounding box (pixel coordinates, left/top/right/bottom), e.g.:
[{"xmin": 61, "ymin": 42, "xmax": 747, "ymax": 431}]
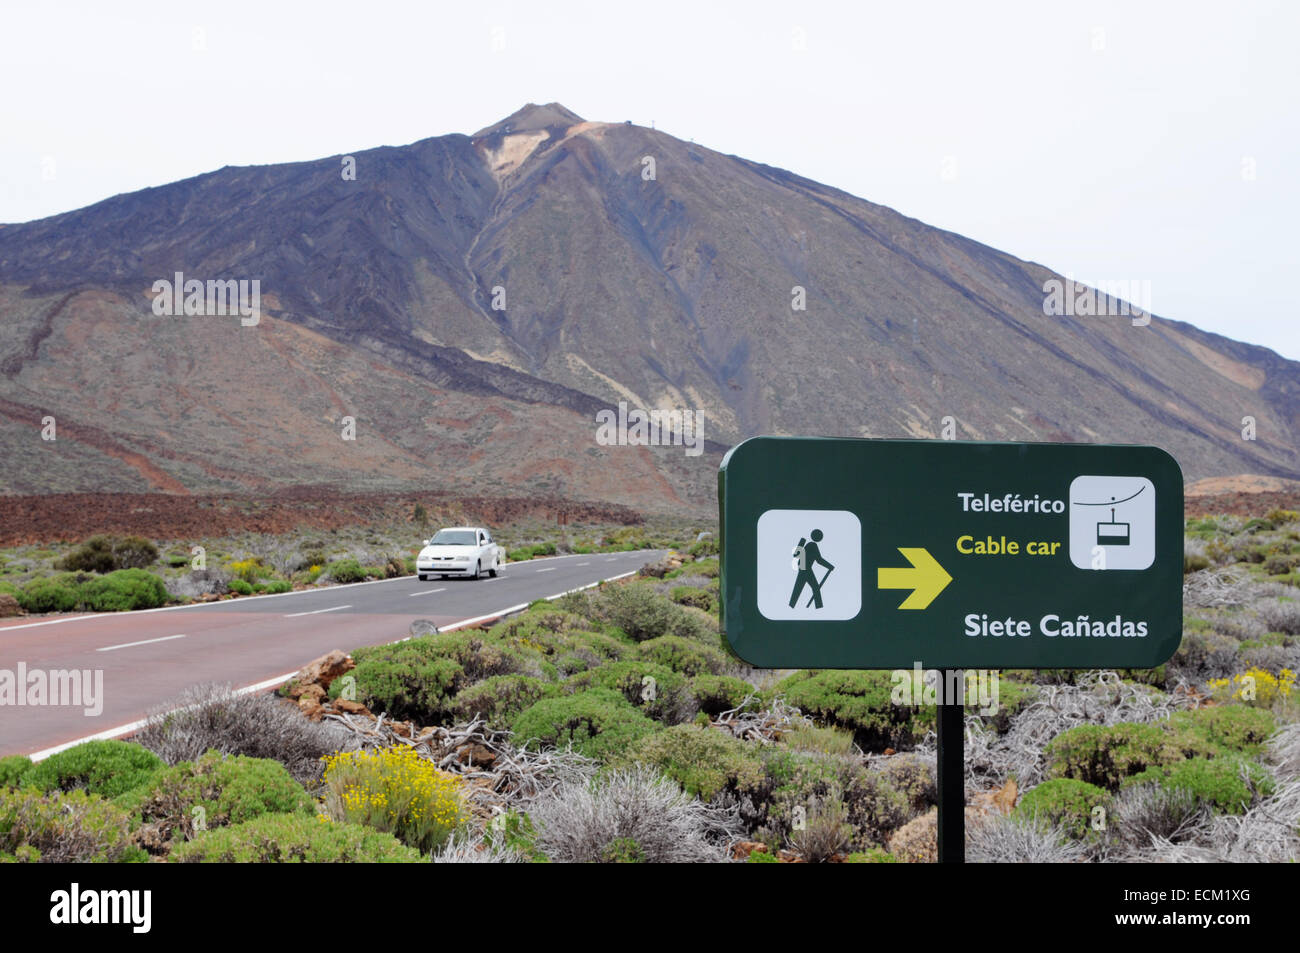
[
  {"xmin": 327, "ymin": 558, "xmax": 366, "ymax": 584},
  {"xmin": 0, "ymin": 787, "xmax": 142, "ymax": 862},
  {"xmin": 1044, "ymin": 721, "xmax": 1219, "ymax": 790},
  {"xmin": 259, "ymin": 579, "xmax": 292, "ymax": 594},
  {"xmin": 1131, "ymin": 757, "xmax": 1273, "ymax": 815},
  {"xmin": 747, "ymin": 847, "xmax": 779, "ymax": 862},
  {"xmin": 590, "ymin": 583, "xmax": 677, "ymax": 641},
  {"xmin": 0, "ymin": 756, "xmax": 32, "ymax": 789},
  {"xmin": 16, "ymin": 575, "xmax": 82, "ymax": 613},
  {"xmin": 845, "ymin": 848, "xmax": 897, "ymax": 863},
  {"xmin": 636, "ymin": 635, "xmax": 727, "ymax": 676},
  {"xmin": 227, "ymin": 579, "xmax": 254, "ymax": 595},
  {"xmin": 1166, "ymin": 706, "xmax": 1275, "ymax": 755},
  {"xmin": 688, "ymin": 535, "xmax": 719, "ymax": 558},
  {"xmin": 1184, "ymin": 553, "xmax": 1211, "ymax": 574},
  {"xmin": 123, "ymin": 752, "xmax": 312, "ymax": 850},
  {"xmin": 690, "ymin": 674, "xmax": 755, "ymax": 716},
  {"xmin": 1016, "ymin": 779, "xmax": 1111, "ymax": 840},
  {"xmin": 23, "ymin": 740, "xmax": 162, "ymax": 799},
  {"xmin": 756, "ymin": 748, "xmax": 908, "ymax": 851},
  {"xmin": 57, "ymin": 535, "xmax": 158, "ymax": 573},
  {"xmin": 341, "ymin": 631, "xmax": 526, "ymax": 724},
  {"xmin": 512, "ymin": 688, "xmax": 660, "ymax": 761},
  {"xmin": 777, "ymin": 670, "xmax": 932, "ymax": 752},
  {"xmin": 565, "ymin": 660, "xmax": 690, "ymax": 722},
  {"xmin": 600, "ymin": 836, "xmax": 646, "ymax": 863},
  {"xmin": 79, "ymin": 569, "xmax": 171, "ymax": 611},
  {"xmin": 169, "ymin": 812, "xmax": 422, "ymax": 862},
  {"xmin": 670, "ymin": 585, "xmax": 715, "ymax": 612},
  {"xmin": 451, "ymin": 675, "xmax": 558, "ymax": 727},
  {"xmin": 620, "ymin": 724, "xmax": 764, "ymax": 800}
]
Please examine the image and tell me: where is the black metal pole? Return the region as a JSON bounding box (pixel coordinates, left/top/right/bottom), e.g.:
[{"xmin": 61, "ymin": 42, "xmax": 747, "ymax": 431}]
[{"xmin": 936, "ymin": 667, "xmax": 965, "ymax": 863}]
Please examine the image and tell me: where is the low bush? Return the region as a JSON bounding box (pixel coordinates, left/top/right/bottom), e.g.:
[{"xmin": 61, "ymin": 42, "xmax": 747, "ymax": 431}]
[
  {"xmin": 123, "ymin": 752, "xmax": 313, "ymax": 851},
  {"xmin": 1166, "ymin": 706, "xmax": 1275, "ymax": 755},
  {"xmin": 777, "ymin": 670, "xmax": 932, "ymax": 752},
  {"xmin": 565, "ymin": 660, "xmax": 692, "ymax": 723},
  {"xmin": 620, "ymin": 724, "xmax": 765, "ymax": 800},
  {"xmin": 321, "ymin": 746, "xmax": 467, "ymax": 853},
  {"xmin": 756, "ymin": 748, "xmax": 909, "ymax": 851},
  {"xmin": 512, "ymin": 688, "xmax": 660, "ymax": 761},
  {"xmin": 57, "ymin": 535, "xmax": 158, "ymax": 573},
  {"xmin": 326, "ymin": 558, "xmax": 366, "ymax": 584},
  {"xmin": 1129, "ymin": 757, "xmax": 1273, "ymax": 815},
  {"xmin": 341, "ymin": 631, "xmax": 526, "ymax": 725},
  {"xmin": 1015, "ymin": 779, "xmax": 1111, "ymax": 840},
  {"xmin": 22, "ymin": 740, "xmax": 162, "ymax": 800},
  {"xmin": 451, "ymin": 675, "xmax": 558, "ymax": 728},
  {"xmin": 78, "ymin": 569, "xmax": 171, "ymax": 611},
  {"xmin": 1044, "ymin": 721, "xmax": 1218, "ymax": 790},
  {"xmin": 0, "ymin": 787, "xmax": 143, "ymax": 862},
  {"xmin": 527, "ymin": 766, "xmax": 739, "ymax": 863},
  {"xmin": 670, "ymin": 585, "xmax": 715, "ymax": 612},
  {"xmin": 169, "ymin": 813, "xmax": 422, "ymax": 862},
  {"xmin": 15, "ymin": 575, "xmax": 81, "ymax": 613},
  {"xmin": 589, "ymin": 583, "xmax": 677, "ymax": 641},
  {"xmin": 0, "ymin": 756, "xmax": 32, "ymax": 788},
  {"xmin": 790, "ymin": 796, "xmax": 853, "ymax": 862},
  {"xmin": 1206, "ymin": 667, "xmax": 1296, "ymax": 708},
  {"xmin": 636, "ymin": 635, "xmax": 727, "ymax": 677},
  {"xmin": 134, "ymin": 684, "xmax": 348, "ymax": 786},
  {"xmin": 689, "ymin": 674, "xmax": 755, "ymax": 716}
]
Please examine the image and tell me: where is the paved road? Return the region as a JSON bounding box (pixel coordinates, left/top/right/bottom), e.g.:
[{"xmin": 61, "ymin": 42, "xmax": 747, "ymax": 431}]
[{"xmin": 0, "ymin": 550, "xmax": 664, "ymax": 757}]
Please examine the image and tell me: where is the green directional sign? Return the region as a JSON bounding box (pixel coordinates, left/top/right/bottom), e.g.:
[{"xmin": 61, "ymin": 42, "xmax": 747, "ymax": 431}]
[{"xmin": 718, "ymin": 437, "xmax": 1183, "ymax": 669}]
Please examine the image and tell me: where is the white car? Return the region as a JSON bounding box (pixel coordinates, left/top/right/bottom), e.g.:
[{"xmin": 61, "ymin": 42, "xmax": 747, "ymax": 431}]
[{"xmin": 416, "ymin": 527, "xmax": 504, "ymax": 581}]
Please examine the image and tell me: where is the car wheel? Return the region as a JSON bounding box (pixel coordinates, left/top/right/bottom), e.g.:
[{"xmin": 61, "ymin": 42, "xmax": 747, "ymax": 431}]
[
  {"xmin": 472, "ymin": 560, "xmax": 481, "ymax": 580},
  {"xmin": 488, "ymin": 558, "xmax": 498, "ymax": 578},
  {"xmin": 418, "ymin": 573, "xmax": 428, "ymax": 581},
  {"xmin": 440, "ymin": 574, "xmax": 449, "ymax": 580}
]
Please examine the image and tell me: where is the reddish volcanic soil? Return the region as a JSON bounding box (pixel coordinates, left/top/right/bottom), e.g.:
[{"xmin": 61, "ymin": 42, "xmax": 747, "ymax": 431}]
[
  {"xmin": 0, "ymin": 490, "xmax": 644, "ymax": 546},
  {"xmin": 1184, "ymin": 489, "xmax": 1300, "ymax": 518}
]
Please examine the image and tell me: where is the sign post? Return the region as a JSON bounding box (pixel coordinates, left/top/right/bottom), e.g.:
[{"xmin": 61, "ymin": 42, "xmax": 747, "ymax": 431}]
[{"xmin": 718, "ymin": 437, "xmax": 1184, "ymax": 861}]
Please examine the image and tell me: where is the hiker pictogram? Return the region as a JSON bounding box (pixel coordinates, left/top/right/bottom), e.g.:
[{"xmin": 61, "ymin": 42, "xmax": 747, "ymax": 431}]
[
  {"xmin": 790, "ymin": 529, "xmax": 835, "ymax": 608},
  {"xmin": 756, "ymin": 508, "xmax": 861, "ymax": 621}
]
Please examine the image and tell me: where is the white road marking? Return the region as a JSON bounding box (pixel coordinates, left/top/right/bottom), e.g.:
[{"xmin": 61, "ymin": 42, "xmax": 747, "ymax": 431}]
[
  {"xmin": 97, "ymin": 634, "xmax": 187, "ymax": 653},
  {"xmin": 284, "ymin": 605, "xmax": 351, "ymax": 617},
  {"xmin": 408, "ymin": 588, "xmax": 447, "ymax": 597},
  {"xmin": 577, "ymin": 562, "xmax": 590, "ymax": 566},
  {"xmin": 535, "ymin": 567, "xmax": 556, "ymax": 573}
]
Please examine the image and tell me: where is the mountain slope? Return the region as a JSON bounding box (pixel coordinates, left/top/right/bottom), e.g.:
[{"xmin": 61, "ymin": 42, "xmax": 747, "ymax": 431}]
[{"xmin": 0, "ymin": 102, "xmax": 1296, "ymax": 506}]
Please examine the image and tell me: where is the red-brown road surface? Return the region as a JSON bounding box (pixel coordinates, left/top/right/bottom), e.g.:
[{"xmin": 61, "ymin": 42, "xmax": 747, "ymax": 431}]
[{"xmin": 0, "ymin": 550, "xmax": 664, "ymax": 757}]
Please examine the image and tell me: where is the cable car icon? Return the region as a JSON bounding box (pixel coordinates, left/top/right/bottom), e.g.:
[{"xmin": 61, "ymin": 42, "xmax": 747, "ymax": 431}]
[
  {"xmin": 1096, "ymin": 513, "xmax": 1130, "ymax": 546},
  {"xmin": 1077, "ymin": 485, "xmax": 1147, "ymax": 547}
]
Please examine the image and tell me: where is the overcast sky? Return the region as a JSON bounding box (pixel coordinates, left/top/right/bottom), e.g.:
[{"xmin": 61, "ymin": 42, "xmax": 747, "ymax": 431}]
[{"xmin": 3, "ymin": 0, "xmax": 1295, "ymax": 358}]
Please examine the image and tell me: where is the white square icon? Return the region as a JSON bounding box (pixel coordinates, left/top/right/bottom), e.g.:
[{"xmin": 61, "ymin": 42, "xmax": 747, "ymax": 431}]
[
  {"xmin": 1068, "ymin": 475, "xmax": 1155, "ymax": 570},
  {"xmin": 756, "ymin": 509, "xmax": 861, "ymax": 620}
]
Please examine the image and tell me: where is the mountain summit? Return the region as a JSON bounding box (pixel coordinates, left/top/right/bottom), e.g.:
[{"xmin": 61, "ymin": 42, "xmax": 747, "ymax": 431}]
[{"xmin": 0, "ymin": 105, "xmax": 1296, "ymax": 503}]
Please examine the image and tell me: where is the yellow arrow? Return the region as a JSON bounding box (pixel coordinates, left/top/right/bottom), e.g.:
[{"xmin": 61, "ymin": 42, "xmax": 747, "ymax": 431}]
[{"xmin": 877, "ymin": 548, "xmax": 952, "ymax": 610}]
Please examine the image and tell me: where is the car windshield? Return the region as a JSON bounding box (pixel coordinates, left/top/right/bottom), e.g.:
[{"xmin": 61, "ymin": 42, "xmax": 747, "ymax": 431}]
[{"xmin": 429, "ymin": 530, "xmax": 478, "ymax": 546}]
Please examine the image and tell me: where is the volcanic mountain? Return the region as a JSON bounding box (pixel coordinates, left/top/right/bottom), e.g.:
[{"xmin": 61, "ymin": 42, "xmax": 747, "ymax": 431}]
[{"xmin": 0, "ymin": 102, "xmax": 1297, "ymax": 510}]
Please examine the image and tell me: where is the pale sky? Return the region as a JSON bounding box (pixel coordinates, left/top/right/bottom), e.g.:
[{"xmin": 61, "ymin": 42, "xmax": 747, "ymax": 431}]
[{"xmin": 2, "ymin": 0, "xmax": 1296, "ymax": 358}]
